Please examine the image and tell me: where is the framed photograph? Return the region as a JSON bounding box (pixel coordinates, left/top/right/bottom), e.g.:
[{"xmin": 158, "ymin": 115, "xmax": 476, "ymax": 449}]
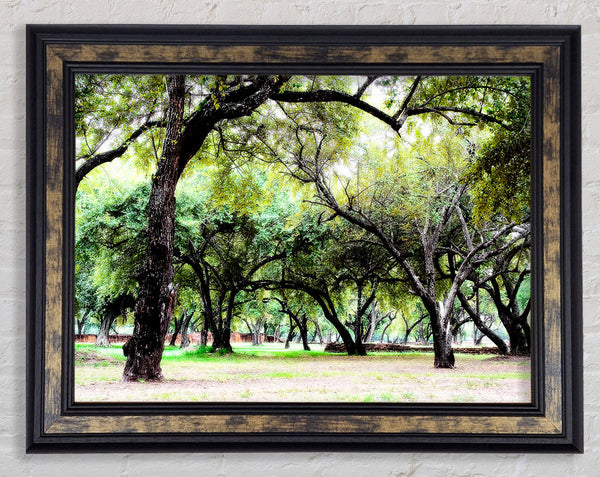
[{"xmin": 27, "ymin": 25, "xmax": 582, "ymax": 452}]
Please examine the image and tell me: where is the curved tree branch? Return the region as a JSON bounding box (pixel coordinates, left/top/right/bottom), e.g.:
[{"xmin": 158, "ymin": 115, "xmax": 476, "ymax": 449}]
[{"xmin": 75, "ymin": 119, "xmax": 164, "ymax": 188}]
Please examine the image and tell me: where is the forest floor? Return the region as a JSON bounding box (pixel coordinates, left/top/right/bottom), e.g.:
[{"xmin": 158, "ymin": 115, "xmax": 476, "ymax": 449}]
[{"xmin": 74, "ymin": 343, "xmax": 531, "ymax": 403}]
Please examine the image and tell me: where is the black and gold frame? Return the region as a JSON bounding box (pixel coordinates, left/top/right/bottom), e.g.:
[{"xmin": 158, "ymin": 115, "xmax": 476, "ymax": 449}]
[{"xmin": 26, "ymin": 25, "xmax": 582, "ymax": 452}]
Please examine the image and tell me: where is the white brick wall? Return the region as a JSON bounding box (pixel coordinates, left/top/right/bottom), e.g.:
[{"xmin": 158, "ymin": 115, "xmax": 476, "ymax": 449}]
[{"xmin": 1, "ymin": 1, "xmax": 596, "ymax": 474}]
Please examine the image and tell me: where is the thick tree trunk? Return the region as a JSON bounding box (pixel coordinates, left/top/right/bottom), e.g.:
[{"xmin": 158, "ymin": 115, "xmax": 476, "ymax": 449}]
[
  {"xmin": 96, "ymin": 312, "xmax": 117, "ymax": 347},
  {"xmin": 426, "ymin": 301, "xmax": 455, "ymax": 368},
  {"xmin": 252, "ymin": 332, "xmax": 261, "ymax": 346},
  {"xmin": 432, "ymin": 336, "xmax": 455, "ymax": 368},
  {"xmin": 121, "ymin": 76, "xmax": 287, "ymax": 378},
  {"xmin": 122, "ymin": 75, "xmax": 185, "ymax": 382},
  {"xmin": 503, "ymin": 316, "xmax": 530, "ymax": 355},
  {"xmin": 211, "ymin": 329, "xmax": 233, "ymax": 353}
]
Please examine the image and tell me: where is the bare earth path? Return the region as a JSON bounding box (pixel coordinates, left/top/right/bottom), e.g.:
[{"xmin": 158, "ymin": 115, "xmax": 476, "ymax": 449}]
[{"xmin": 75, "ymin": 344, "xmax": 531, "ymax": 403}]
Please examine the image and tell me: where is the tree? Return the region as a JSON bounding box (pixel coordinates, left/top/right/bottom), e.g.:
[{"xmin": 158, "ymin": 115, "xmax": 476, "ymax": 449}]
[
  {"xmin": 272, "ymin": 115, "xmax": 527, "ymax": 366},
  {"xmin": 76, "ymin": 178, "xmax": 149, "ymax": 346},
  {"xmin": 75, "ymin": 74, "xmax": 167, "ymax": 188},
  {"xmin": 95, "ymin": 294, "xmax": 135, "ymax": 347},
  {"xmin": 466, "ymin": 239, "xmax": 531, "ymax": 354},
  {"xmin": 269, "ymin": 293, "xmax": 313, "ymax": 351},
  {"xmin": 175, "ymin": 173, "xmax": 298, "ymax": 353}
]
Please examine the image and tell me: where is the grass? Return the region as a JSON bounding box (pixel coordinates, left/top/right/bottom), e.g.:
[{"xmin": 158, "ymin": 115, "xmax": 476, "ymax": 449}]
[{"xmin": 74, "ymin": 342, "xmax": 531, "ymax": 403}]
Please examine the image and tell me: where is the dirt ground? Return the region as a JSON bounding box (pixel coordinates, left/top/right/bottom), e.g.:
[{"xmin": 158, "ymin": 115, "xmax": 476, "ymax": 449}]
[{"xmin": 75, "ymin": 347, "xmax": 531, "ymax": 403}]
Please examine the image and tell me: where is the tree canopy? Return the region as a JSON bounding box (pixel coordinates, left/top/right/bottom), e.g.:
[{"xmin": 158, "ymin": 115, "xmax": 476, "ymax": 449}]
[{"xmin": 75, "ymin": 73, "xmax": 532, "ymax": 378}]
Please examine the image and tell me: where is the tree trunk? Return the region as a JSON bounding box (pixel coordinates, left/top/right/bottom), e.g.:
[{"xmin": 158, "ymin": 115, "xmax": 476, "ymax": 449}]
[
  {"xmin": 200, "ymin": 313, "xmax": 209, "ymax": 346},
  {"xmin": 179, "ymin": 310, "xmax": 195, "ymax": 348},
  {"xmin": 96, "ymin": 312, "xmax": 117, "ymax": 347},
  {"xmin": 121, "ymin": 77, "xmax": 288, "ymax": 378},
  {"xmin": 274, "ymin": 324, "xmax": 281, "ymax": 343},
  {"xmin": 122, "ymin": 75, "xmax": 185, "ymax": 382},
  {"xmin": 426, "ymin": 301, "xmax": 455, "ymax": 368},
  {"xmin": 211, "ymin": 329, "xmax": 233, "ymax": 353},
  {"xmin": 252, "ymin": 331, "xmax": 261, "ymax": 346},
  {"xmin": 312, "ymin": 321, "xmax": 323, "ymax": 344},
  {"xmin": 456, "ymin": 290, "xmax": 508, "ymax": 354},
  {"xmin": 363, "ymin": 301, "xmax": 380, "ymax": 343},
  {"xmin": 484, "ymin": 277, "xmax": 531, "ymax": 355},
  {"xmin": 285, "ymin": 330, "xmax": 296, "ymax": 349},
  {"xmin": 503, "ymin": 316, "xmax": 530, "ymax": 355},
  {"xmin": 208, "ymin": 293, "xmax": 232, "ymax": 353},
  {"xmin": 298, "ymin": 316, "xmax": 310, "ymax": 351},
  {"xmin": 76, "ymin": 311, "xmax": 90, "ymax": 336},
  {"xmin": 379, "ymin": 311, "xmax": 396, "ymax": 343},
  {"xmin": 285, "ymin": 317, "xmax": 296, "ymax": 349},
  {"xmin": 315, "ymin": 297, "xmax": 359, "ymax": 355},
  {"xmin": 245, "ymin": 319, "xmax": 262, "ymax": 347},
  {"xmin": 169, "ymin": 316, "xmax": 183, "ymax": 346},
  {"xmin": 416, "ymin": 320, "xmax": 426, "ymax": 344},
  {"xmin": 349, "ymin": 283, "xmax": 368, "ymax": 355}
]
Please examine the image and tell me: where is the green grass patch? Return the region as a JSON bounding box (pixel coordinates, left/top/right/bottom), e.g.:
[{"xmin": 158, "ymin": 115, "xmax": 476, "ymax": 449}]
[{"xmin": 74, "ymin": 341, "xmax": 530, "ymax": 403}]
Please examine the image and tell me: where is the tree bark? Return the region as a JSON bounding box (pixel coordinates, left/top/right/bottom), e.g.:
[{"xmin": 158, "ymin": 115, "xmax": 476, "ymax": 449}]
[
  {"xmin": 456, "ymin": 289, "xmax": 509, "ymax": 354},
  {"xmin": 76, "ymin": 311, "xmax": 90, "ymax": 336},
  {"xmin": 502, "ymin": 314, "xmax": 530, "ymax": 355},
  {"xmin": 122, "ymin": 75, "xmax": 186, "ymax": 381},
  {"xmin": 96, "ymin": 312, "xmax": 117, "ymax": 347},
  {"xmin": 295, "ymin": 315, "xmax": 311, "ymax": 351},
  {"xmin": 123, "ymin": 76, "xmax": 288, "ymax": 379},
  {"xmin": 244, "ymin": 318, "xmax": 263, "ymax": 346},
  {"xmin": 200, "ymin": 315, "xmax": 209, "ymax": 347},
  {"xmin": 179, "ymin": 309, "xmax": 195, "ymax": 348},
  {"xmin": 285, "ymin": 319, "xmax": 296, "ymax": 349},
  {"xmin": 311, "ymin": 320, "xmax": 323, "ymax": 344},
  {"xmin": 311, "ymin": 292, "xmax": 359, "ymax": 355},
  {"xmin": 96, "ymin": 294, "xmax": 135, "ymax": 347},
  {"xmin": 425, "ymin": 300, "xmax": 455, "ymax": 368},
  {"xmin": 169, "ymin": 315, "xmax": 183, "ymax": 346}
]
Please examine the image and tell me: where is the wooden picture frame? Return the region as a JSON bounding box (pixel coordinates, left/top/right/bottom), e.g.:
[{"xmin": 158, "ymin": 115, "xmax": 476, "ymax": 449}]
[{"xmin": 26, "ymin": 25, "xmax": 582, "ymax": 452}]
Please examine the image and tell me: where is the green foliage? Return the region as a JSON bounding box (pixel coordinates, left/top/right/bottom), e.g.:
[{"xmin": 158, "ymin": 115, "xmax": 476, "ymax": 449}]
[
  {"xmin": 75, "ymin": 73, "xmax": 532, "ymax": 352},
  {"xmin": 464, "ymin": 127, "xmax": 530, "ymax": 224},
  {"xmin": 75, "ymin": 74, "xmax": 166, "ymax": 170},
  {"xmin": 76, "ymin": 177, "xmax": 150, "ymax": 322}
]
